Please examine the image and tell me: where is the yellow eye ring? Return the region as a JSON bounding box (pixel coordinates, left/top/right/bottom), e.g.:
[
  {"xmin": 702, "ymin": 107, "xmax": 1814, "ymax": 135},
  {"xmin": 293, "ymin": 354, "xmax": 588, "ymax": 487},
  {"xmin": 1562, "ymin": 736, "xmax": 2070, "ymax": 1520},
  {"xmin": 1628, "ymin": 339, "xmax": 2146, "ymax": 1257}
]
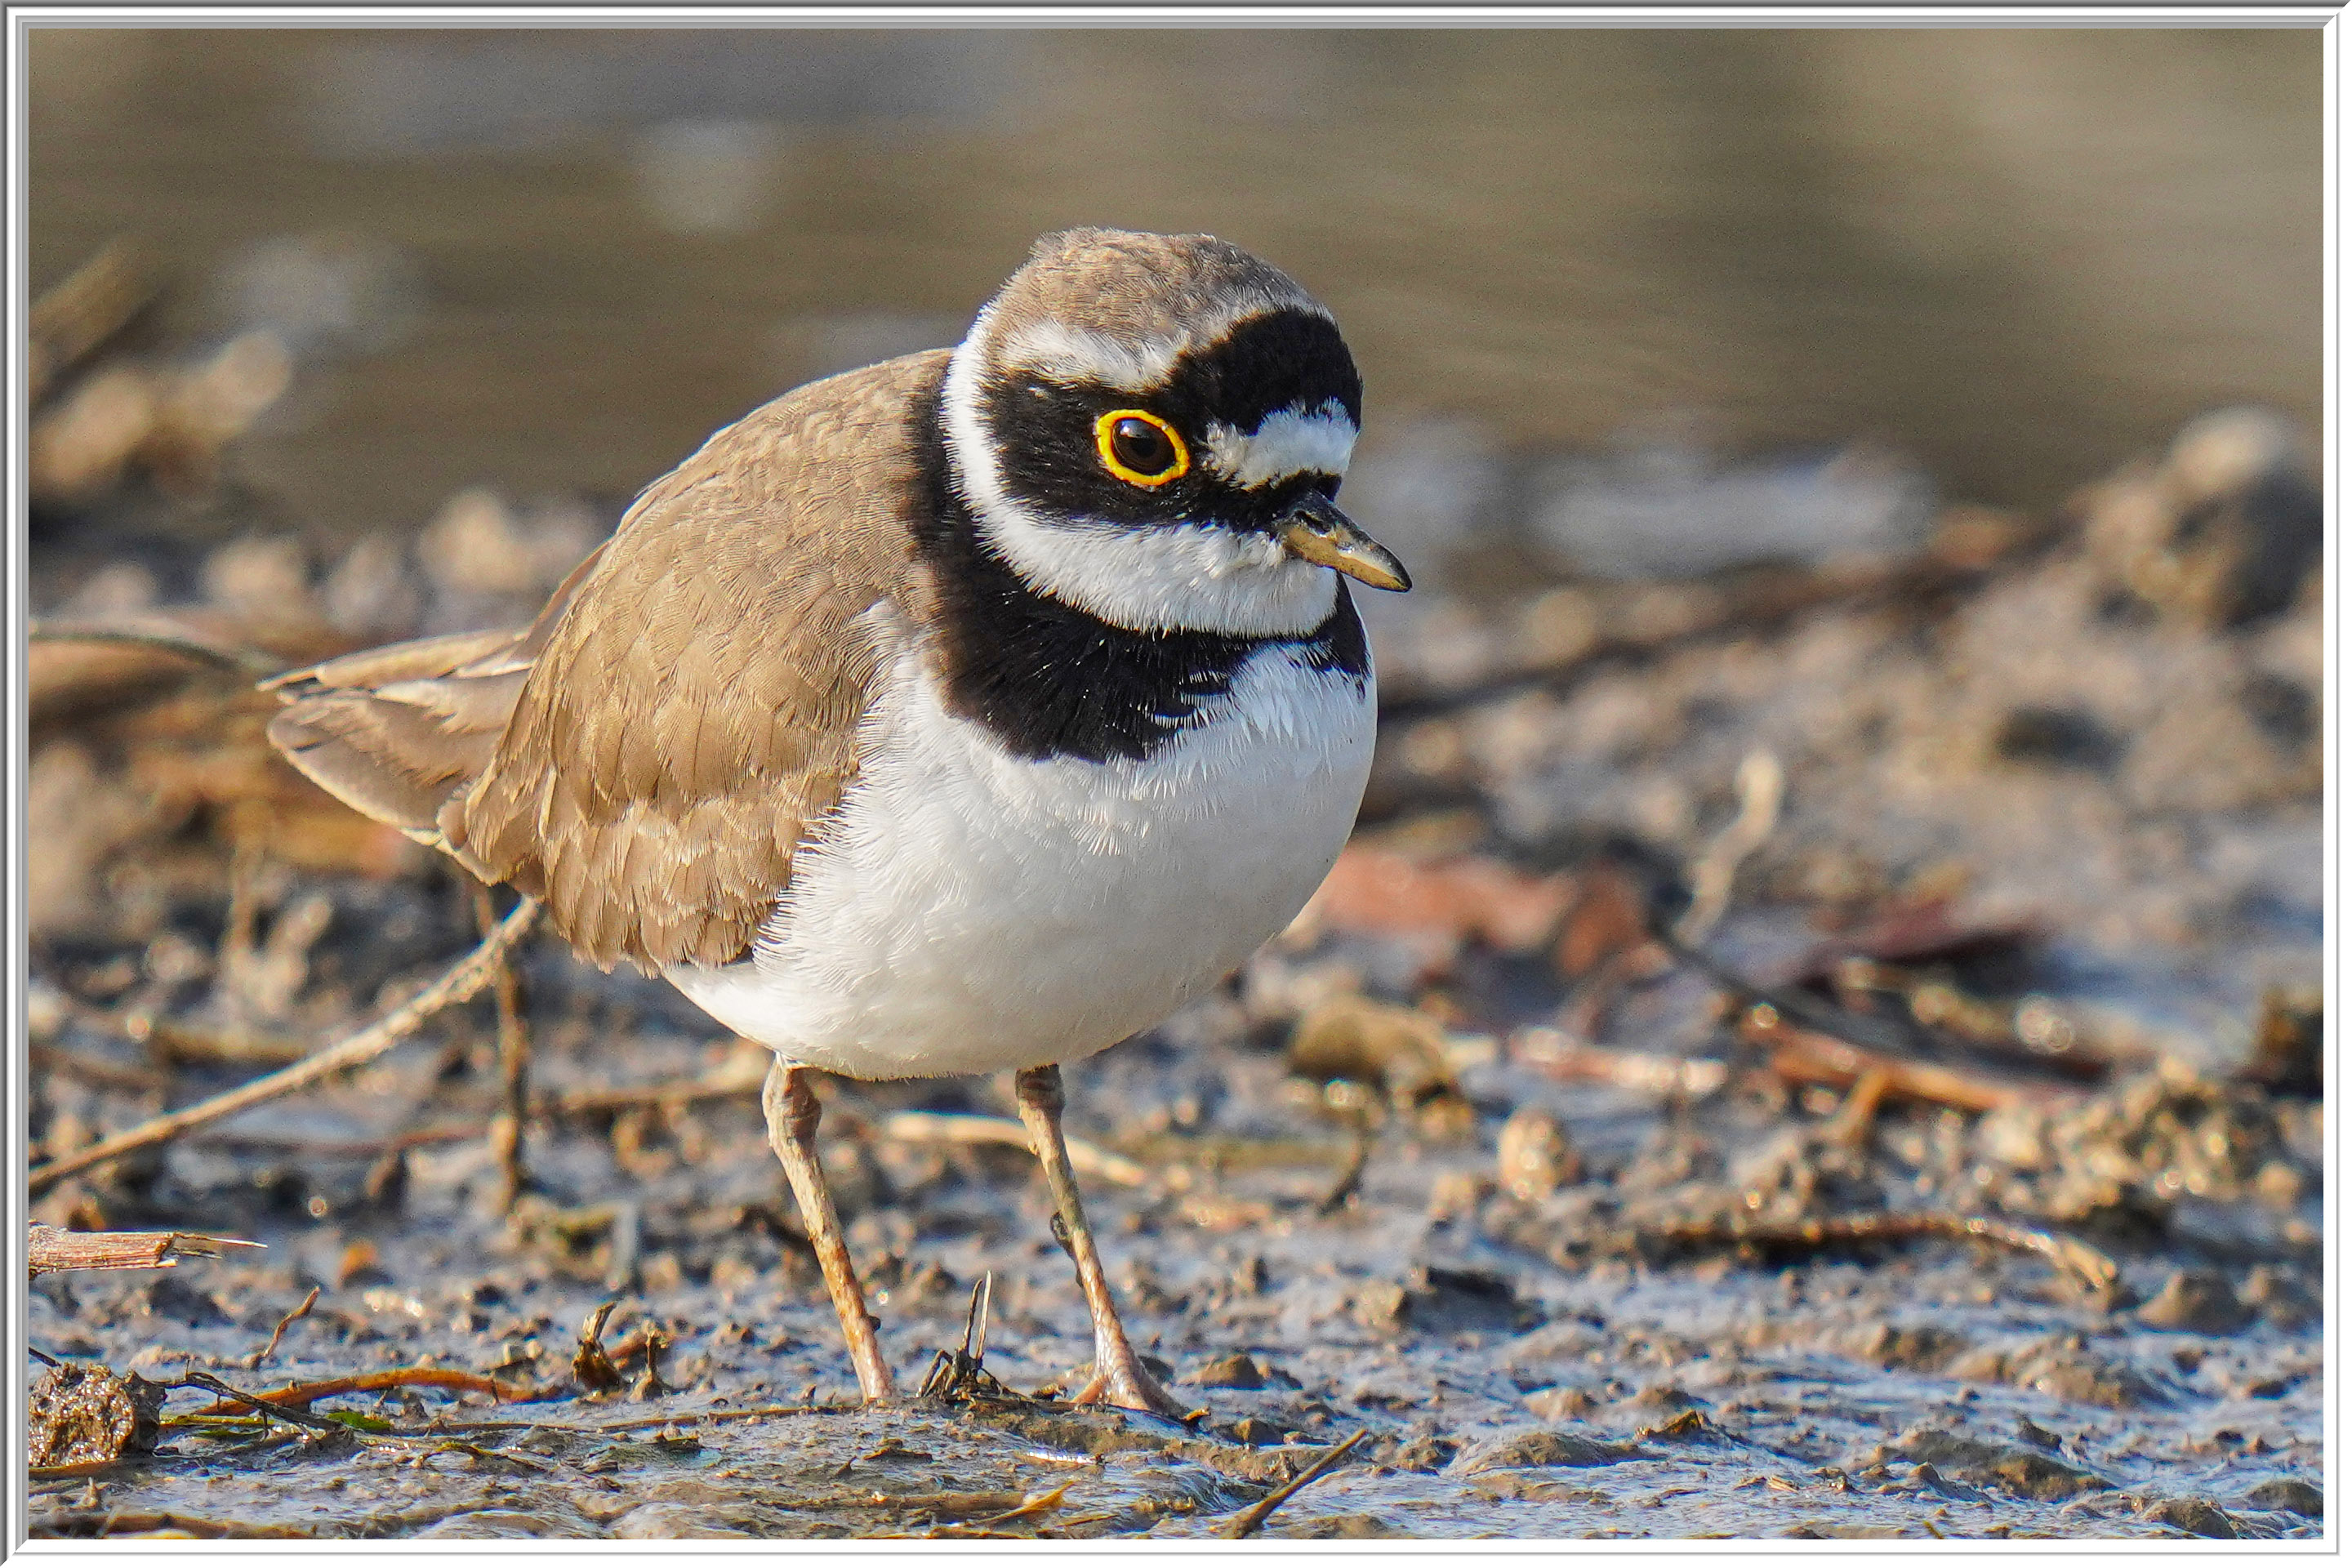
[{"xmin": 1094, "ymin": 408, "xmax": 1191, "ymax": 488}]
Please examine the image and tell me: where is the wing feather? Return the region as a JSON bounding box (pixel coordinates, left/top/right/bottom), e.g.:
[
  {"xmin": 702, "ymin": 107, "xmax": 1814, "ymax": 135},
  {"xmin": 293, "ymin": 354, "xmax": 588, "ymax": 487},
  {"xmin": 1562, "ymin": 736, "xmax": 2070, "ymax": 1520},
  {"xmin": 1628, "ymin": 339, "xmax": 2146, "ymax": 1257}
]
[
  {"xmin": 264, "ymin": 350, "xmax": 949, "ymax": 973},
  {"xmin": 448, "ymin": 351, "xmax": 947, "ymax": 970}
]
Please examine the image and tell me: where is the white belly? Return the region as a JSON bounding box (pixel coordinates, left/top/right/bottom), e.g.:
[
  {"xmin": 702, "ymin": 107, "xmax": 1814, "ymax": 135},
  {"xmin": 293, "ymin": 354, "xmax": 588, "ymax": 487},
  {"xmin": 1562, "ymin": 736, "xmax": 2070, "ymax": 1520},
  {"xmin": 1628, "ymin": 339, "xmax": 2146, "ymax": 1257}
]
[{"xmin": 666, "ymin": 639, "xmax": 1374, "ymax": 1078}]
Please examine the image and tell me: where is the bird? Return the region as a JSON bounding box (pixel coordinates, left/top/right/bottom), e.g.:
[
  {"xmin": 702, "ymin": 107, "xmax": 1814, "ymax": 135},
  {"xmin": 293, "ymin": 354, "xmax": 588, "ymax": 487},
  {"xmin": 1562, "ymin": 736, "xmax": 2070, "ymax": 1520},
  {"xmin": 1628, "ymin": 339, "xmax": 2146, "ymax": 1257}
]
[{"xmin": 261, "ymin": 228, "xmax": 1410, "ymax": 1419}]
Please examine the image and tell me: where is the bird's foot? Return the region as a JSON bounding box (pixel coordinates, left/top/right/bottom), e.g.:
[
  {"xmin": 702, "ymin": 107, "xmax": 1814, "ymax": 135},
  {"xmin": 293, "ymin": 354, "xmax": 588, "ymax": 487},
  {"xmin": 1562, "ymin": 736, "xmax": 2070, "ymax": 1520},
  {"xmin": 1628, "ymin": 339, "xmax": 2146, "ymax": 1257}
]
[{"xmin": 1068, "ymin": 1356, "xmax": 1202, "ymax": 1423}]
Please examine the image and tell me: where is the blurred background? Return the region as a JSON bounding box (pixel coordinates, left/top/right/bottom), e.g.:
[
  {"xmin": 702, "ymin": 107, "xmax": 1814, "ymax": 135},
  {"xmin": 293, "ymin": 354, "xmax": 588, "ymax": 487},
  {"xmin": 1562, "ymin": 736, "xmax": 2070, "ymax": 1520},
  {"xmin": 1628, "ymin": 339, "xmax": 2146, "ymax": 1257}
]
[{"xmin": 29, "ymin": 28, "xmax": 2318, "ymax": 533}]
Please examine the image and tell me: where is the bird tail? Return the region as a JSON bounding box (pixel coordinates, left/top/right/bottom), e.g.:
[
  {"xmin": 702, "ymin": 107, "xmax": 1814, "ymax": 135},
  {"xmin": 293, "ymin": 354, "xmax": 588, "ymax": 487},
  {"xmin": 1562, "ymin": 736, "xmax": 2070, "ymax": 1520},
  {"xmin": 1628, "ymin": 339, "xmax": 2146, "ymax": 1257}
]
[
  {"xmin": 261, "ymin": 540, "xmax": 605, "ymax": 869},
  {"xmin": 263, "ymin": 626, "xmax": 532, "ymax": 863}
]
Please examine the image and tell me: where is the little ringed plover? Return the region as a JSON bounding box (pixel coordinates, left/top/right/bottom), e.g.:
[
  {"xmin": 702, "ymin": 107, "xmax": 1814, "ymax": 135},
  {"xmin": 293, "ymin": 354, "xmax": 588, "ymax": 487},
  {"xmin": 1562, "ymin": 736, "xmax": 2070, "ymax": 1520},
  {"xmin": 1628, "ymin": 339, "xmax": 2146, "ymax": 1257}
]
[{"xmin": 265, "ymin": 228, "xmax": 1410, "ymax": 1419}]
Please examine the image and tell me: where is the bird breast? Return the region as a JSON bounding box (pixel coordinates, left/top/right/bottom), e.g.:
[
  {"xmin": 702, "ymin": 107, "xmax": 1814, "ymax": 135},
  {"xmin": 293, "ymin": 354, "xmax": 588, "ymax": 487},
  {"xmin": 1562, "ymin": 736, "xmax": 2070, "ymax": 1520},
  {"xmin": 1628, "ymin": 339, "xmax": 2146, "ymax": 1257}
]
[{"xmin": 664, "ymin": 637, "xmax": 1374, "ymax": 1078}]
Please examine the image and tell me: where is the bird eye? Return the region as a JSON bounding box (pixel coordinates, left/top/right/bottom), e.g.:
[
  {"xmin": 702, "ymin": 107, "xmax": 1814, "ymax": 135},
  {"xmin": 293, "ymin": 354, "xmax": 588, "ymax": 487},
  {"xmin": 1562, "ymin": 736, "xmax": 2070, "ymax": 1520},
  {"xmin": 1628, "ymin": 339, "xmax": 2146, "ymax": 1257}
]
[{"xmin": 1094, "ymin": 409, "xmax": 1190, "ymax": 487}]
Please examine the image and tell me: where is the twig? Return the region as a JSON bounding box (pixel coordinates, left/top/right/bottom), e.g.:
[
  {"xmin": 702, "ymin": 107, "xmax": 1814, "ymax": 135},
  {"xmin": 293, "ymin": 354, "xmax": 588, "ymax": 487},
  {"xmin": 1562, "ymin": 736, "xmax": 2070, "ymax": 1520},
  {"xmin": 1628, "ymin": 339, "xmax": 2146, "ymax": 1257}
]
[
  {"xmin": 1512, "ymin": 1029, "xmax": 1731, "ymax": 1098},
  {"xmin": 189, "ymin": 1365, "xmax": 528, "ymax": 1418},
  {"xmin": 29, "ymin": 238, "xmax": 161, "ymax": 404},
  {"xmin": 1220, "ymin": 1429, "xmax": 1369, "ymax": 1539},
  {"xmin": 572, "ymin": 1299, "xmax": 626, "ymax": 1393},
  {"xmin": 179, "ymin": 1371, "xmax": 359, "ymax": 1435},
  {"xmin": 29, "ymin": 1510, "xmax": 314, "ymax": 1541},
  {"xmin": 419, "ymin": 1401, "xmax": 864, "ymax": 1436},
  {"xmin": 246, "ymin": 1285, "xmax": 322, "ymax": 1370},
  {"xmin": 1674, "ymin": 748, "xmax": 1784, "ymax": 945},
  {"xmin": 29, "ymin": 1040, "xmax": 173, "ymax": 1094},
  {"xmin": 182, "ymin": 1062, "xmax": 768, "ymax": 1156},
  {"xmin": 472, "ymin": 882, "xmax": 534, "ymax": 1212},
  {"xmin": 29, "ymin": 898, "xmax": 541, "ymax": 1194},
  {"xmin": 1660, "ymin": 929, "xmax": 1919, "ymax": 1058},
  {"xmin": 881, "ymin": 1111, "xmax": 1150, "ymax": 1187},
  {"xmin": 1642, "ymin": 1211, "xmax": 2119, "ymax": 1296},
  {"xmin": 27, "ymin": 617, "xmax": 284, "ymax": 679},
  {"xmin": 960, "ymin": 1482, "xmax": 1072, "ymax": 1530},
  {"xmin": 1740, "ymin": 1009, "xmax": 2049, "ymax": 1114},
  {"xmin": 1314, "ymin": 1124, "xmax": 1371, "ymax": 1216},
  {"xmin": 26, "ymin": 1226, "xmax": 263, "ymax": 1278}
]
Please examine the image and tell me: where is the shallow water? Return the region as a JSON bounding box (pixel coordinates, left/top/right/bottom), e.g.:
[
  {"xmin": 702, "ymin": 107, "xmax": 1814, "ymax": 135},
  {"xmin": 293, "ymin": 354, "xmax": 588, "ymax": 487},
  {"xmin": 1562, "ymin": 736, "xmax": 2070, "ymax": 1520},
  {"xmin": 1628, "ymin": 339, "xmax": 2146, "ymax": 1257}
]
[{"xmin": 29, "ymin": 27, "xmax": 2319, "ymax": 538}]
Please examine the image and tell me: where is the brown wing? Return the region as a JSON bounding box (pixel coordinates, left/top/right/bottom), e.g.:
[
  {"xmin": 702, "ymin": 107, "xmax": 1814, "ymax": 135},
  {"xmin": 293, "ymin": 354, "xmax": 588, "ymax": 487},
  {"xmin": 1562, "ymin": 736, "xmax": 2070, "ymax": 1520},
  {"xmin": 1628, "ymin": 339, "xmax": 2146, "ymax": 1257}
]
[
  {"xmin": 263, "ymin": 544, "xmax": 609, "ymax": 842},
  {"xmin": 446, "ymin": 350, "xmax": 951, "ymax": 972}
]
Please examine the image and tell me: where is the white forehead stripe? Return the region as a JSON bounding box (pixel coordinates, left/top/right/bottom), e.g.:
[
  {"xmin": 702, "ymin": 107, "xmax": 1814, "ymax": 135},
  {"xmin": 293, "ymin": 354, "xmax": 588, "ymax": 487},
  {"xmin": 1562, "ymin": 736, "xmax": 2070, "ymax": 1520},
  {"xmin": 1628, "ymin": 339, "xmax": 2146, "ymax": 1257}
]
[
  {"xmin": 1001, "ymin": 321, "xmax": 1182, "ymax": 392},
  {"xmin": 1203, "ymin": 401, "xmax": 1358, "ymax": 488},
  {"xmin": 996, "ymin": 295, "xmax": 1334, "ymax": 393}
]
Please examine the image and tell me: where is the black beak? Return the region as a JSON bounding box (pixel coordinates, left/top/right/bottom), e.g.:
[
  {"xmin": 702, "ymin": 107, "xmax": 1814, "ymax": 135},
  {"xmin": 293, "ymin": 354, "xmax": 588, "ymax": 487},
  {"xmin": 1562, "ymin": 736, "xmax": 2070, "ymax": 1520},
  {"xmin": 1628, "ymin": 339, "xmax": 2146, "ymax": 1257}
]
[{"xmin": 1276, "ymin": 492, "xmax": 1411, "ymax": 592}]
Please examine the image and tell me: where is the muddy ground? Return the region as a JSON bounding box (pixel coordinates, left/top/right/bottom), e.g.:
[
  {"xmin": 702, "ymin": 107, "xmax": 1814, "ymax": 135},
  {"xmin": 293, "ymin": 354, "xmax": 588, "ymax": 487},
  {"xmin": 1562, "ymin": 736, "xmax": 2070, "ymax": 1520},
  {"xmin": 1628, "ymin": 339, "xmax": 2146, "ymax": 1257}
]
[{"xmin": 22, "ymin": 249, "xmax": 2327, "ymax": 1540}]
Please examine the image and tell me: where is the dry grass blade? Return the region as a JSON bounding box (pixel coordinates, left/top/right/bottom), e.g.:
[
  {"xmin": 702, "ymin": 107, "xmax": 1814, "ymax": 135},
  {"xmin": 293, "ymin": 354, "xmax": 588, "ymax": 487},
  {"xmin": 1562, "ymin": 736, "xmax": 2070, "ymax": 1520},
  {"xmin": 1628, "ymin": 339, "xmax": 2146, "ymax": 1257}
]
[
  {"xmin": 1220, "ymin": 1428, "xmax": 1369, "ymax": 1539},
  {"xmin": 29, "ymin": 898, "xmax": 541, "ymax": 1195},
  {"xmin": 883, "ymin": 1111, "xmax": 1150, "ymax": 1187},
  {"xmin": 26, "ymin": 1226, "xmax": 263, "ymax": 1278}
]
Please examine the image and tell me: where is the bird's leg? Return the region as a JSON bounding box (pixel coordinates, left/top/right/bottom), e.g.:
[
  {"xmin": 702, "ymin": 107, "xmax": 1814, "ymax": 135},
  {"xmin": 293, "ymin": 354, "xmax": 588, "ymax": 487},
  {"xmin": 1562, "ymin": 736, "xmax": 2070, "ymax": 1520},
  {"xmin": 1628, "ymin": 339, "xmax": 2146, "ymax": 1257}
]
[
  {"xmin": 762, "ymin": 1061, "xmax": 895, "ymax": 1405},
  {"xmin": 1013, "ymin": 1063, "xmax": 1193, "ymax": 1420}
]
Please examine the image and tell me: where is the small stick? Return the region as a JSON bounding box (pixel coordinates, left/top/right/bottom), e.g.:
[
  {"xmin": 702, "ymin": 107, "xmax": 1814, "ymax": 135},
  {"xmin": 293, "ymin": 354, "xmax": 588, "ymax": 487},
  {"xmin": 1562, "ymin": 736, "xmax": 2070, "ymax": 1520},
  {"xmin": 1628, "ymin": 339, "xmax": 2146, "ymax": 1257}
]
[
  {"xmin": 1220, "ymin": 1429, "xmax": 1369, "ymax": 1539},
  {"xmin": 572, "ymin": 1299, "xmax": 626, "ymax": 1393},
  {"xmin": 1823, "ymin": 1067, "xmax": 1893, "ymax": 1147},
  {"xmin": 179, "ymin": 1371, "xmax": 357, "ymax": 1436},
  {"xmin": 1644, "ymin": 1211, "xmax": 2120, "ymax": 1295},
  {"xmin": 1674, "ymin": 748, "xmax": 1784, "ymax": 945},
  {"xmin": 882, "ymin": 1111, "xmax": 1151, "ymax": 1187},
  {"xmin": 182, "ymin": 1062, "xmax": 768, "ymax": 1157},
  {"xmin": 29, "ymin": 238, "xmax": 160, "ymax": 404},
  {"xmin": 29, "ymin": 898, "xmax": 541, "ymax": 1194},
  {"xmin": 26, "ymin": 617, "xmax": 283, "ymax": 678},
  {"xmin": 1743, "ymin": 1010, "xmax": 2044, "ymax": 1114},
  {"xmin": 189, "ymin": 1365, "xmax": 527, "ymax": 1418},
  {"xmin": 26, "ymin": 1226, "xmax": 262, "ymax": 1277},
  {"xmin": 245, "ymin": 1285, "xmax": 322, "ymax": 1370},
  {"xmin": 181, "ymin": 1372, "xmax": 512, "ymax": 1459},
  {"xmin": 960, "ymin": 1481, "xmax": 1072, "ymax": 1530},
  {"xmin": 1511, "ymin": 1029, "xmax": 1731, "ymax": 1098},
  {"xmin": 471, "ymin": 882, "xmax": 533, "ymax": 1213},
  {"xmin": 29, "ymin": 1510, "xmax": 314, "ymax": 1541},
  {"xmin": 1314, "ymin": 1122, "xmax": 1370, "ymax": 1216},
  {"xmin": 420, "ymin": 1401, "xmax": 864, "ymax": 1436}
]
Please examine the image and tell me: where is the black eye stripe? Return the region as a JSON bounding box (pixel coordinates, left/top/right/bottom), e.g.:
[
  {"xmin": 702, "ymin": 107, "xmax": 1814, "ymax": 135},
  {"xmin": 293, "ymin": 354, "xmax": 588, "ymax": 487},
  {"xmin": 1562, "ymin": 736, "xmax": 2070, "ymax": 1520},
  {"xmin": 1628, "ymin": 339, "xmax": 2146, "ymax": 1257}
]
[{"xmin": 974, "ymin": 304, "xmax": 1360, "ymax": 528}]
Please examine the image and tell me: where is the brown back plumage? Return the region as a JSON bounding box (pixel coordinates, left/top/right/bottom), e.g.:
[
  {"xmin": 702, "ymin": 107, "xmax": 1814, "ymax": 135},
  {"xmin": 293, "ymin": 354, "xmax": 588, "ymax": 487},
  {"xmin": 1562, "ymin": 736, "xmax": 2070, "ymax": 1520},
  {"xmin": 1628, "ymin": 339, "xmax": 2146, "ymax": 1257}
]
[{"xmin": 268, "ymin": 350, "xmax": 950, "ymax": 971}]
